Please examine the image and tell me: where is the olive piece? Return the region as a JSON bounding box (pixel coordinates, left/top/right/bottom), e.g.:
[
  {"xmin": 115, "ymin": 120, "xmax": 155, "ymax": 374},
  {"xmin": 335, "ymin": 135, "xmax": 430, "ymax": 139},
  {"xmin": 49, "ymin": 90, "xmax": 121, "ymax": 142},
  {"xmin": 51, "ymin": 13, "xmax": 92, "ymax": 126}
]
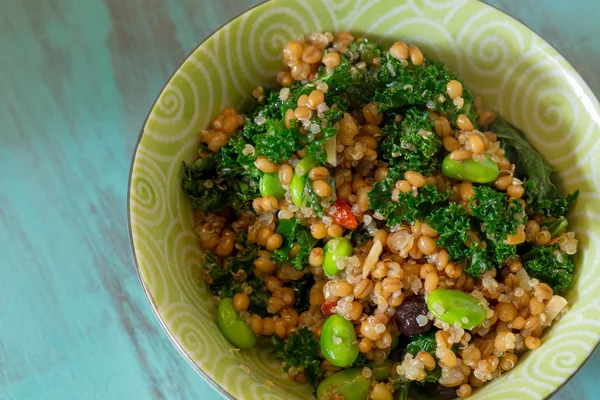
[{"xmin": 394, "ymin": 296, "xmax": 432, "ymax": 337}]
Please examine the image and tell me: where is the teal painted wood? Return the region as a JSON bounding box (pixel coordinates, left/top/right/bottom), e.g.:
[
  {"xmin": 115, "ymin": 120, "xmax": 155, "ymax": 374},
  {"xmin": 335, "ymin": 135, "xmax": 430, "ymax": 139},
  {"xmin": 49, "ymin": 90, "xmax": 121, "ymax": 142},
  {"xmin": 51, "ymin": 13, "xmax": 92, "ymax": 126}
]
[{"xmin": 0, "ymin": 1, "xmax": 597, "ymax": 399}]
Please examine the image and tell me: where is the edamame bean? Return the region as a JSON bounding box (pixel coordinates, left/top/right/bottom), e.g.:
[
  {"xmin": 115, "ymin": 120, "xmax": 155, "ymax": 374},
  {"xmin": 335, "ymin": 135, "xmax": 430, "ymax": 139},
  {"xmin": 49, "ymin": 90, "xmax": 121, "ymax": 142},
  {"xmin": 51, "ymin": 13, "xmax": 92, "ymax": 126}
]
[
  {"xmin": 289, "ymin": 173, "xmax": 306, "ymax": 208},
  {"xmin": 316, "ymin": 369, "xmax": 370, "ymax": 400},
  {"xmin": 217, "ymin": 298, "xmax": 257, "ymax": 349},
  {"xmin": 259, "ymin": 172, "xmax": 286, "ymax": 200},
  {"xmin": 442, "ymin": 154, "xmax": 499, "ymax": 183},
  {"xmin": 372, "ymin": 359, "xmax": 394, "ymax": 381},
  {"xmin": 295, "ymin": 154, "xmax": 319, "ymax": 177},
  {"xmin": 320, "ymin": 314, "xmax": 359, "ymax": 367},
  {"xmin": 322, "ymin": 237, "xmax": 354, "ymax": 276},
  {"xmin": 426, "ymin": 289, "xmax": 486, "ymax": 329}
]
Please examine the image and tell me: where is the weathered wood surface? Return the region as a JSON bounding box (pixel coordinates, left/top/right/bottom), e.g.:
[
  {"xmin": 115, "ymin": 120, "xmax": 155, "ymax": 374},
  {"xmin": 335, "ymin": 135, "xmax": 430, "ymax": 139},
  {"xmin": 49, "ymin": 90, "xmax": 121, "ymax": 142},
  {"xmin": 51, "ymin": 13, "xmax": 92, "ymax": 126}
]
[{"xmin": 0, "ymin": 0, "xmax": 598, "ymax": 398}]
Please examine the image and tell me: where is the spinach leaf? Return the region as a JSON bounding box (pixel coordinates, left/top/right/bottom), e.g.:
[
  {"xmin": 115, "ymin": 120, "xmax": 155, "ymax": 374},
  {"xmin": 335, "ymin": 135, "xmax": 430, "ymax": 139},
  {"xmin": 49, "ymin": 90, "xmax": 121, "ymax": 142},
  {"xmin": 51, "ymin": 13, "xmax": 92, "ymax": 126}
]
[{"xmin": 491, "ymin": 116, "xmax": 577, "ymax": 217}]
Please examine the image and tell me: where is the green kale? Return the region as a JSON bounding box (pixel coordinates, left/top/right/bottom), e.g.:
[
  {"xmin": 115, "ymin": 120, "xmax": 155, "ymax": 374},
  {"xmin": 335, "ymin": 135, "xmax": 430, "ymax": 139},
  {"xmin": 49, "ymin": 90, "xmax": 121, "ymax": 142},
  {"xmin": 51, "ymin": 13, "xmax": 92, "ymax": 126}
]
[
  {"xmin": 522, "ymin": 244, "xmax": 574, "ymax": 294},
  {"xmin": 545, "ymin": 216, "xmax": 568, "ymax": 238},
  {"xmin": 404, "ymin": 332, "xmax": 437, "ymax": 357},
  {"xmin": 369, "ymin": 174, "xmax": 449, "ymax": 227},
  {"xmin": 201, "ymin": 243, "xmax": 268, "ymax": 316},
  {"xmin": 211, "ymin": 133, "xmax": 261, "ymax": 213},
  {"xmin": 351, "ymin": 353, "xmax": 373, "ymax": 369},
  {"xmin": 491, "ymin": 116, "xmax": 578, "ymax": 217},
  {"xmin": 271, "ymin": 218, "xmax": 319, "ymax": 270},
  {"xmin": 427, "ymin": 202, "xmax": 494, "ymax": 276},
  {"xmin": 350, "ymin": 225, "xmax": 373, "ymax": 247},
  {"xmin": 392, "ymin": 380, "xmax": 410, "ymax": 400},
  {"xmin": 381, "ymin": 108, "xmax": 442, "ymax": 174},
  {"xmin": 305, "ymin": 175, "xmax": 324, "ymax": 218},
  {"xmin": 272, "ymin": 327, "xmax": 323, "ymax": 385},
  {"xmin": 215, "ymin": 132, "xmax": 260, "ymax": 180},
  {"xmin": 402, "ymin": 333, "xmax": 441, "ymax": 383},
  {"xmin": 181, "ymin": 159, "xmax": 229, "ymax": 212},
  {"xmin": 305, "ymin": 108, "xmax": 344, "ymax": 163},
  {"xmin": 349, "ymin": 38, "xmax": 383, "ymax": 66},
  {"xmin": 290, "ymin": 274, "xmax": 315, "ymax": 313},
  {"xmin": 470, "ymin": 186, "xmax": 527, "ymax": 263},
  {"xmin": 374, "ymin": 54, "xmax": 477, "ymax": 125}
]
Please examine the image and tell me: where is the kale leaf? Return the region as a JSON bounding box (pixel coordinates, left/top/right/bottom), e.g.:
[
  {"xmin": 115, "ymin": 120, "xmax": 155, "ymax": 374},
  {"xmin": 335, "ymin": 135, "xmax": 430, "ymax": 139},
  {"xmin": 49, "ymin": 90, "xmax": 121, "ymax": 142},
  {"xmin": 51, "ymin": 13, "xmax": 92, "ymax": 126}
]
[
  {"xmin": 381, "ymin": 108, "xmax": 442, "ymax": 175},
  {"xmin": 181, "ymin": 159, "xmax": 229, "ymax": 212},
  {"xmin": 522, "ymin": 244, "xmax": 574, "ymax": 294},
  {"xmin": 201, "ymin": 243, "xmax": 268, "ymax": 316},
  {"xmin": 470, "ymin": 186, "xmax": 527, "ymax": 263},
  {"xmin": 290, "ymin": 274, "xmax": 315, "ymax": 313},
  {"xmin": 491, "ymin": 116, "xmax": 578, "ymax": 217},
  {"xmin": 369, "ymin": 175, "xmax": 449, "ymax": 227},
  {"xmin": 271, "ymin": 218, "xmax": 319, "ymax": 270},
  {"xmin": 427, "ymin": 202, "xmax": 494, "ymax": 276},
  {"xmin": 271, "ymin": 327, "xmax": 323, "ymax": 385},
  {"xmin": 402, "ymin": 333, "xmax": 442, "ymax": 383},
  {"xmin": 404, "ymin": 332, "xmax": 437, "ymax": 357},
  {"xmin": 375, "ymin": 54, "xmax": 477, "ymax": 125}
]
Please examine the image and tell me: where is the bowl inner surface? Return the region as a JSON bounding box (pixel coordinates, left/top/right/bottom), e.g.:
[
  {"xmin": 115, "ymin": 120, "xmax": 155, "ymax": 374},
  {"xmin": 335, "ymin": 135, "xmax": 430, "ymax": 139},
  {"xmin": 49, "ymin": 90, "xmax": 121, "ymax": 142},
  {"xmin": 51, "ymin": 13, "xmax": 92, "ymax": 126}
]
[{"xmin": 129, "ymin": 0, "xmax": 600, "ymax": 399}]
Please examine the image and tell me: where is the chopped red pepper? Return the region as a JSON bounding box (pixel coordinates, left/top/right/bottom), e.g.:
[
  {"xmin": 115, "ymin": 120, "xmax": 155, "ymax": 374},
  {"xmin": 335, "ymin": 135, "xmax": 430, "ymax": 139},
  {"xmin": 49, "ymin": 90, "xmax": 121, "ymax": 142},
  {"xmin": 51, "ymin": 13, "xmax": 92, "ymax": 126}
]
[
  {"xmin": 321, "ymin": 301, "xmax": 337, "ymax": 316},
  {"xmin": 330, "ymin": 199, "xmax": 358, "ymax": 229}
]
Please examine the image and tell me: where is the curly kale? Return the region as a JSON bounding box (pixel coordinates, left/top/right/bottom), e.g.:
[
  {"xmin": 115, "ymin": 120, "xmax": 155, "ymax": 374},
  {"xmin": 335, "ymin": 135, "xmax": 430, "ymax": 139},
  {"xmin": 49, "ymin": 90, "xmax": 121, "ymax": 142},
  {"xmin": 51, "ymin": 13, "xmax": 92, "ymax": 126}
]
[
  {"xmin": 271, "ymin": 218, "xmax": 319, "ymax": 270},
  {"xmin": 491, "ymin": 116, "xmax": 578, "ymax": 217},
  {"xmin": 404, "ymin": 332, "xmax": 437, "ymax": 357},
  {"xmin": 272, "ymin": 327, "xmax": 323, "ymax": 385},
  {"xmin": 401, "ymin": 333, "xmax": 441, "ymax": 384},
  {"xmin": 522, "ymin": 244, "xmax": 574, "ymax": 294},
  {"xmin": 368, "ymin": 177, "xmax": 449, "ymax": 227},
  {"xmin": 427, "ymin": 202, "xmax": 493, "ymax": 276},
  {"xmin": 470, "ymin": 186, "xmax": 527, "ymax": 263},
  {"xmin": 381, "ymin": 108, "xmax": 442, "ymax": 175},
  {"xmin": 201, "ymin": 242, "xmax": 268, "ymax": 316},
  {"xmin": 351, "ymin": 353, "xmax": 373, "ymax": 369},
  {"xmin": 374, "ymin": 54, "xmax": 477, "ymax": 125},
  {"xmin": 181, "ymin": 158, "xmax": 229, "ymax": 213},
  {"xmin": 290, "ymin": 274, "xmax": 315, "ymax": 313}
]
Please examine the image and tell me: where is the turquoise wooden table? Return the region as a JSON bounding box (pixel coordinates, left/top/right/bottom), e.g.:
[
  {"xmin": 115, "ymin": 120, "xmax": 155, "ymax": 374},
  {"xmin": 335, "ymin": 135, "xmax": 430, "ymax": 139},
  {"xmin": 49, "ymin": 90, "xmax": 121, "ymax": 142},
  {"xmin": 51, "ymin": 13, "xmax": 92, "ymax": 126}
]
[{"xmin": 1, "ymin": 1, "xmax": 599, "ymax": 399}]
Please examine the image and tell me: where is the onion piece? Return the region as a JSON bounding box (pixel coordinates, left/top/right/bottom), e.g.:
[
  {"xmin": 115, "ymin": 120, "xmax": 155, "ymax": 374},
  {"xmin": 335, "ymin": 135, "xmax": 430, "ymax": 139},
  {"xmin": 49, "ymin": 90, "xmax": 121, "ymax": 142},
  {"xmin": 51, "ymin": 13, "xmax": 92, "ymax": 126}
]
[
  {"xmin": 544, "ymin": 295, "xmax": 568, "ymax": 326},
  {"xmin": 362, "ymin": 239, "xmax": 383, "ymax": 278},
  {"xmin": 325, "ymin": 134, "xmax": 337, "ymax": 166}
]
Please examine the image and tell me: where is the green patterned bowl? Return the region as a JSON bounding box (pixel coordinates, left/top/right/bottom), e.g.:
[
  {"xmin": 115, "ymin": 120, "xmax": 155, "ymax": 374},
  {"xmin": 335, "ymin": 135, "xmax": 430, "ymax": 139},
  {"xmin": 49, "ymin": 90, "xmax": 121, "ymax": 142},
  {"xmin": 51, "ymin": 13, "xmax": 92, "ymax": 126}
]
[{"xmin": 128, "ymin": 0, "xmax": 600, "ymax": 398}]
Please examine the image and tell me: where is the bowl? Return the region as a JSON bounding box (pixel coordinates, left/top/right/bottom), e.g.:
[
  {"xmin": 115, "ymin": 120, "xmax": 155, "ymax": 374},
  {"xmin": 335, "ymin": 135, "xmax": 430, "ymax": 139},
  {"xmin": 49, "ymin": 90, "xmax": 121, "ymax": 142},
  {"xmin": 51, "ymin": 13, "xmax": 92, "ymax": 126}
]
[{"xmin": 128, "ymin": 0, "xmax": 600, "ymax": 398}]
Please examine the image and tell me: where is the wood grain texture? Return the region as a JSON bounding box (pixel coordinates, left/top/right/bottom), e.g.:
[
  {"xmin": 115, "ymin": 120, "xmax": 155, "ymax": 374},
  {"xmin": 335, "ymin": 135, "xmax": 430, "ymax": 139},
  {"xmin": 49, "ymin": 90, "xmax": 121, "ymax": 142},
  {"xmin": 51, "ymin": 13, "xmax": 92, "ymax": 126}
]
[{"xmin": 0, "ymin": 0, "xmax": 597, "ymax": 399}]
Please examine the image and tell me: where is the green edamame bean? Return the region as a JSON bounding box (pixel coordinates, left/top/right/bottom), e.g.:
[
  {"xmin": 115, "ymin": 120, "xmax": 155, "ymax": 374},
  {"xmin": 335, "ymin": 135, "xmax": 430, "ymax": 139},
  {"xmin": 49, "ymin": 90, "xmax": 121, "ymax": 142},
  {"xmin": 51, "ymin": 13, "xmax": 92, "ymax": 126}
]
[
  {"xmin": 295, "ymin": 154, "xmax": 318, "ymax": 177},
  {"xmin": 316, "ymin": 369, "xmax": 370, "ymax": 400},
  {"xmin": 217, "ymin": 298, "xmax": 257, "ymax": 349},
  {"xmin": 259, "ymin": 172, "xmax": 286, "ymax": 200},
  {"xmin": 426, "ymin": 289, "xmax": 486, "ymax": 330},
  {"xmin": 289, "ymin": 173, "xmax": 306, "ymax": 208},
  {"xmin": 320, "ymin": 314, "xmax": 359, "ymax": 367},
  {"xmin": 373, "ymin": 359, "xmax": 394, "ymax": 381},
  {"xmin": 441, "ymin": 154, "xmax": 499, "ymax": 183},
  {"xmin": 322, "ymin": 237, "xmax": 354, "ymax": 276}
]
